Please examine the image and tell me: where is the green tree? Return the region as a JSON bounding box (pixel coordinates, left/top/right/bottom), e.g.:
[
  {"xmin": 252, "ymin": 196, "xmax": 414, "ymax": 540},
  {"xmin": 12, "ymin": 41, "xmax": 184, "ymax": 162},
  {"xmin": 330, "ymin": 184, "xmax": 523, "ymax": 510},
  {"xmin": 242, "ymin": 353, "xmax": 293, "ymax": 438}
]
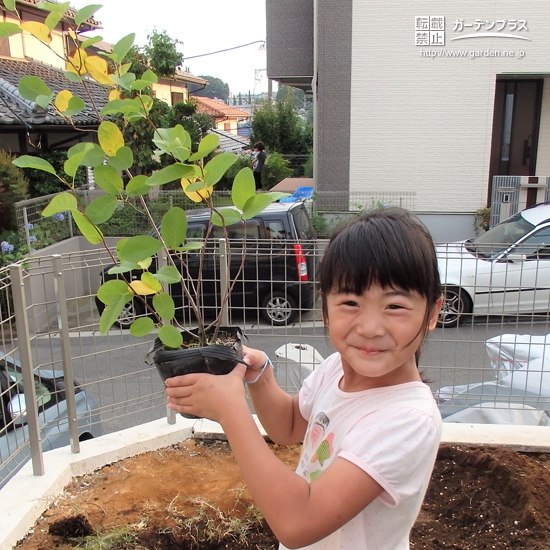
[
  {"xmin": 144, "ymin": 29, "xmax": 184, "ymax": 78},
  {"xmin": 0, "ymin": 150, "xmax": 29, "ymax": 233},
  {"xmin": 192, "ymin": 75, "xmax": 230, "ymax": 102},
  {"xmin": 26, "ymin": 150, "xmax": 87, "ymax": 197},
  {"xmin": 250, "ymin": 98, "xmax": 312, "ymax": 155}
]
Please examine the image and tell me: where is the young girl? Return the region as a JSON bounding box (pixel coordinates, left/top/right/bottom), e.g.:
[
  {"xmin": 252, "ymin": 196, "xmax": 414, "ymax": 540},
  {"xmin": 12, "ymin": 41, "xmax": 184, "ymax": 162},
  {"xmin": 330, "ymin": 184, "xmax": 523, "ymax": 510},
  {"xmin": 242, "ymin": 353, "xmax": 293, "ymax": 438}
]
[{"xmin": 165, "ymin": 207, "xmax": 443, "ymax": 549}]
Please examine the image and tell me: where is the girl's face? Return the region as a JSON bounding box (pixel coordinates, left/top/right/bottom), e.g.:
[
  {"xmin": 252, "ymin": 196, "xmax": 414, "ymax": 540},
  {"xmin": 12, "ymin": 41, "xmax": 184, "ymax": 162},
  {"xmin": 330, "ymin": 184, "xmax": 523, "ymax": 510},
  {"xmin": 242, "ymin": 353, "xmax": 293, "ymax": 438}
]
[{"xmin": 324, "ymin": 284, "xmax": 442, "ymax": 391}]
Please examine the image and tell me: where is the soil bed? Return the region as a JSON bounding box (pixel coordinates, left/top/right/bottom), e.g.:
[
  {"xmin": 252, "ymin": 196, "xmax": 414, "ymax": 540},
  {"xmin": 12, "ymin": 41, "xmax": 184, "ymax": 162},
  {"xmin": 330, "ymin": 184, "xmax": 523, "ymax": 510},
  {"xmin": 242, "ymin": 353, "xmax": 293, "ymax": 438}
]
[{"xmin": 13, "ymin": 440, "xmax": 550, "ymax": 550}]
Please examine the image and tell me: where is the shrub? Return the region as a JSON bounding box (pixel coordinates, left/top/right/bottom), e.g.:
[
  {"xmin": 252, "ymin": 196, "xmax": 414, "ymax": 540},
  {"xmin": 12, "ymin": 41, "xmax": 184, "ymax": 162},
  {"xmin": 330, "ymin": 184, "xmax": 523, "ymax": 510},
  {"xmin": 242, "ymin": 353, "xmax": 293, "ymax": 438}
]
[{"xmin": 0, "ymin": 151, "xmax": 29, "ymax": 233}]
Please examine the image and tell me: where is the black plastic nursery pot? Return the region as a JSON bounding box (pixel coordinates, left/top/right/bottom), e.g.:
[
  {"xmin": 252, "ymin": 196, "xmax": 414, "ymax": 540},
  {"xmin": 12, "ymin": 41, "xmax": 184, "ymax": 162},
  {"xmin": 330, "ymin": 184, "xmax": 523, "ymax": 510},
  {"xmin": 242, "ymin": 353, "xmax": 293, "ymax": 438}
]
[{"xmin": 147, "ymin": 326, "xmax": 244, "ymax": 419}]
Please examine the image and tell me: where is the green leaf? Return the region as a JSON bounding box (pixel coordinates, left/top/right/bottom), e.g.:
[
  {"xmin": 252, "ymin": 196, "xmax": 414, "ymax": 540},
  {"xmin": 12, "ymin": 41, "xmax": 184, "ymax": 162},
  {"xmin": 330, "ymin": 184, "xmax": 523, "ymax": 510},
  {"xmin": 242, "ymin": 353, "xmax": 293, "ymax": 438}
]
[
  {"xmin": 140, "ymin": 272, "xmax": 162, "ymax": 293},
  {"xmin": 72, "ymin": 210, "xmax": 103, "ymax": 244},
  {"xmin": 13, "ymin": 155, "xmax": 56, "ymax": 174},
  {"xmin": 153, "ymin": 292, "xmax": 175, "ymax": 321},
  {"xmin": 67, "ymin": 142, "xmax": 105, "ymax": 169},
  {"xmin": 231, "ymin": 167, "xmax": 255, "ymax": 210},
  {"xmin": 132, "ymin": 68, "xmax": 158, "ymax": 90},
  {"xmin": 211, "ymin": 208, "xmax": 242, "ymax": 227},
  {"xmin": 60, "ymin": 95, "xmax": 85, "ymax": 116},
  {"xmin": 146, "ymin": 164, "xmax": 195, "ymax": 187},
  {"xmin": 94, "ymin": 164, "xmax": 123, "ymax": 195},
  {"xmin": 111, "ymin": 73, "xmax": 136, "ymax": 91},
  {"xmin": 161, "ymin": 207, "xmax": 187, "ymax": 249},
  {"xmin": 75, "ymin": 4, "xmax": 102, "ymax": 26},
  {"xmin": 18, "ymin": 76, "xmax": 53, "ymax": 108},
  {"xmin": 203, "ymin": 153, "xmax": 238, "ymax": 186},
  {"xmin": 107, "ymin": 146, "xmax": 133, "ymax": 171},
  {"xmin": 44, "ymin": 10, "xmax": 63, "ymax": 31},
  {"xmin": 98, "ymin": 120, "xmax": 124, "ymax": 156},
  {"xmin": 242, "ymin": 194, "xmax": 279, "ymax": 220},
  {"xmin": 118, "ymin": 235, "xmax": 162, "ymax": 264},
  {"xmin": 63, "ymin": 71, "xmax": 85, "ymax": 83},
  {"xmin": 97, "ymin": 279, "xmax": 130, "ymax": 304},
  {"xmin": 0, "ymin": 22, "xmax": 22, "ymax": 37},
  {"xmin": 158, "ymin": 324, "xmax": 183, "ymax": 349},
  {"xmin": 111, "ymin": 33, "xmax": 135, "ymax": 63},
  {"xmin": 3, "ymin": 0, "xmax": 16, "ymax": 12},
  {"xmin": 129, "ymin": 316, "xmax": 155, "ymax": 337},
  {"xmin": 64, "ymin": 147, "xmax": 88, "ymax": 178},
  {"xmin": 41, "ymin": 192, "xmax": 77, "ymax": 216},
  {"xmin": 154, "ymin": 266, "xmax": 182, "ymax": 284},
  {"xmin": 37, "ymin": 1, "xmax": 69, "ymax": 12},
  {"xmin": 107, "ymin": 261, "xmax": 140, "ymax": 274},
  {"xmin": 86, "ymin": 195, "xmax": 119, "ymax": 224},
  {"xmin": 153, "ymin": 125, "xmax": 191, "ymax": 162},
  {"xmin": 126, "ymin": 175, "xmax": 150, "ymax": 197},
  {"xmin": 99, "ymin": 294, "xmax": 133, "ymax": 334},
  {"xmin": 175, "ymin": 242, "xmax": 204, "ymax": 252},
  {"xmin": 100, "ymin": 99, "xmax": 145, "ymax": 117},
  {"xmin": 81, "ymin": 35, "xmax": 103, "ymax": 49},
  {"xmin": 188, "ymin": 133, "xmax": 219, "ymax": 162}
]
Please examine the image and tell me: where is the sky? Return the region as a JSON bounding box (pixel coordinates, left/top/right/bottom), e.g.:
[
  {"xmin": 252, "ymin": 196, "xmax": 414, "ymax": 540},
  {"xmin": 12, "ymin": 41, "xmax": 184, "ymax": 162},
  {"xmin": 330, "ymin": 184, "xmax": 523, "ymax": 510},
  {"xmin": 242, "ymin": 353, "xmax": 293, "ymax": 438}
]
[{"xmin": 68, "ymin": 0, "xmax": 270, "ymax": 96}]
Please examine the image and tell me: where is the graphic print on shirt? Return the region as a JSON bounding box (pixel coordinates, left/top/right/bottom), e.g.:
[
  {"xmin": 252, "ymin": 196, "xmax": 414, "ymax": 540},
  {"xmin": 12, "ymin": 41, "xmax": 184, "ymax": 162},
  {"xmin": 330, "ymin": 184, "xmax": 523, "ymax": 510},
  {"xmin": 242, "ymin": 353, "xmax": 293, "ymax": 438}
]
[{"xmin": 300, "ymin": 412, "xmax": 335, "ymax": 480}]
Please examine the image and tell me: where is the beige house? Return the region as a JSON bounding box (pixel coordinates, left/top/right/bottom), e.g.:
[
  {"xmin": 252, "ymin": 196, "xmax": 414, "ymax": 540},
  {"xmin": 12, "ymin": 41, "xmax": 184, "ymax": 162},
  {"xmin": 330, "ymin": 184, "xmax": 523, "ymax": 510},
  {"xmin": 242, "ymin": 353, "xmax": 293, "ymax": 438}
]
[
  {"xmin": 0, "ymin": 1, "xmax": 208, "ymax": 155},
  {"xmin": 194, "ymin": 96, "xmax": 249, "ymax": 136}
]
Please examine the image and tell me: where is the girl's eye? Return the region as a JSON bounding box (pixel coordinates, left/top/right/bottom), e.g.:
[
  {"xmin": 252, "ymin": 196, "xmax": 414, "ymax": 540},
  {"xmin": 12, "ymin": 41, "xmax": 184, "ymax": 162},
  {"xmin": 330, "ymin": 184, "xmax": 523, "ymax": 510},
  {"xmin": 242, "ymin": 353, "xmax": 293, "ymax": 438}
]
[
  {"xmin": 387, "ymin": 304, "xmax": 405, "ymax": 310},
  {"xmin": 342, "ymin": 300, "xmax": 358, "ymax": 307}
]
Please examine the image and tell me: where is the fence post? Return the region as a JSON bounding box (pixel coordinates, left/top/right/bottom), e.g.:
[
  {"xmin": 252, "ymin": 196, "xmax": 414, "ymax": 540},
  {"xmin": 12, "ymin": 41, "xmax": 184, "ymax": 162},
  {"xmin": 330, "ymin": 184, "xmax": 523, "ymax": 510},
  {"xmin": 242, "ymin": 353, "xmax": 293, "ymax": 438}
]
[
  {"xmin": 52, "ymin": 255, "xmax": 80, "ymax": 452},
  {"xmin": 22, "ymin": 207, "xmax": 31, "ymax": 251},
  {"xmin": 157, "ymin": 248, "xmax": 176, "ymax": 425},
  {"xmin": 9, "ymin": 264, "xmax": 44, "ymax": 476},
  {"xmin": 219, "ymin": 238, "xmax": 230, "ymax": 326}
]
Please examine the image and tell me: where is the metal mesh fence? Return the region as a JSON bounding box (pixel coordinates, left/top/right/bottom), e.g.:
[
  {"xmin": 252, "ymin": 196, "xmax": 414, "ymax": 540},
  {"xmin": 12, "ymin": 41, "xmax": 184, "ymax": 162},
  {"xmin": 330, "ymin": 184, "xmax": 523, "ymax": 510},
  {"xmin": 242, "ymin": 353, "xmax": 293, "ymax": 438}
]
[
  {"xmin": 14, "ymin": 189, "xmax": 416, "ymax": 246},
  {"xmin": 2, "ymin": 234, "xmax": 550, "ymax": 487}
]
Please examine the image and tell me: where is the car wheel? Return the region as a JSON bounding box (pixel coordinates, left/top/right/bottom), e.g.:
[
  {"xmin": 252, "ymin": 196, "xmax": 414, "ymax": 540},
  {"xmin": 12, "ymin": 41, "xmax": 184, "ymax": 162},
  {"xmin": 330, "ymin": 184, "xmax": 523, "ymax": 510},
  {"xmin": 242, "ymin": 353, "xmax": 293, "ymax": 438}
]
[
  {"xmin": 115, "ymin": 299, "xmax": 144, "ymax": 329},
  {"xmin": 437, "ymin": 287, "xmax": 472, "ymax": 328},
  {"xmin": 260, "ymin": 291, "xmax": 299, "ymax": 326}
]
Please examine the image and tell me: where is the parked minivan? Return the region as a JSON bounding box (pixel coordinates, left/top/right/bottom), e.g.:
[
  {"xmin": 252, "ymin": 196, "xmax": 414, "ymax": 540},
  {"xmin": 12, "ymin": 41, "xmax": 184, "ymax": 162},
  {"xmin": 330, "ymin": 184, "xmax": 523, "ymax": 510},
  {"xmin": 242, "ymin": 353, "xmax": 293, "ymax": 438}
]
[{"xmin": 96, "ymin": 202, "xmax": 319, "ymax": 327}]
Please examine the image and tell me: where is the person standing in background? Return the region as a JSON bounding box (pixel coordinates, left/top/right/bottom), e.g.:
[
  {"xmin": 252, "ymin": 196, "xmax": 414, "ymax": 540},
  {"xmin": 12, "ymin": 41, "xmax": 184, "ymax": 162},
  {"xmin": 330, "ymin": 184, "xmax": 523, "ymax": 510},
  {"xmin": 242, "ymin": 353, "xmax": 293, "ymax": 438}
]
[{"xmin": 252, "ymin": 141, "xmax": 267, "ymax": 190}]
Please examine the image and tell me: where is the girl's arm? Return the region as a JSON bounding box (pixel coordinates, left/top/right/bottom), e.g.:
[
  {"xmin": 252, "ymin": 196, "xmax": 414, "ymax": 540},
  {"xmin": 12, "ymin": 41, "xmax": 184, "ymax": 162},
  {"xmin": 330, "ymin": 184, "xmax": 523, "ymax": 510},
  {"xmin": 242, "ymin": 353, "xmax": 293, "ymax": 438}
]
[
  {"xmin": 165, "ymin": 365, "xmax": 384, "ymax": 548},
  {"xmin": 242, "ymin": 346, "xmax": 308, "ymax": 445}
]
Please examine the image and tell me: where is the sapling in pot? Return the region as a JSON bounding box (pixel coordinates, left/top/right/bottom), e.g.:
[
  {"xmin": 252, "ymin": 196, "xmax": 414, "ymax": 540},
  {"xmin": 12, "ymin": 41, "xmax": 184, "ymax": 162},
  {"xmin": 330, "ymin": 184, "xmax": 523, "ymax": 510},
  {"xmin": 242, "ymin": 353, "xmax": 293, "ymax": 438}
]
[{"xmin": 3, "ymin": 2, "xmax": 289, "ymax": 381}]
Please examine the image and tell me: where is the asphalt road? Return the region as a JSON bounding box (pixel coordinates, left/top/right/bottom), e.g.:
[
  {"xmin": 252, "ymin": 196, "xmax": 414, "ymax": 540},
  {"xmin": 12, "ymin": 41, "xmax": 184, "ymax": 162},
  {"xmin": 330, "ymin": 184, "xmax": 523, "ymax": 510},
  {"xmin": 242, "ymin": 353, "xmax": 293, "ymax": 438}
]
[{"xmin": 15, "ymin": 313, "xmax": 550, "ymax": 436}]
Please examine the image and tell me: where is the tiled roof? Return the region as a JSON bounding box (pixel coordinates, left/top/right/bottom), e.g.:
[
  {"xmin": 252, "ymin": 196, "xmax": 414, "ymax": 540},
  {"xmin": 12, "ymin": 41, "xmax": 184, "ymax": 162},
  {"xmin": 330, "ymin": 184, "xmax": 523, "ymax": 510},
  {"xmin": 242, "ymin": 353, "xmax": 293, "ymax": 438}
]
[
  {"xmin": 0, "ymin": 58, "xmax": 108, "ymax": 126},
  {"xmin": 16, "ymin": 0, "xmax": 100, "ymax": 28},
  {"xmin": 209, "ymin": 128, "xmax": 250, "ymax": 153},
  {"xmin": 194, "ymin": 97, "xmax": 249, "ymax": 119}
]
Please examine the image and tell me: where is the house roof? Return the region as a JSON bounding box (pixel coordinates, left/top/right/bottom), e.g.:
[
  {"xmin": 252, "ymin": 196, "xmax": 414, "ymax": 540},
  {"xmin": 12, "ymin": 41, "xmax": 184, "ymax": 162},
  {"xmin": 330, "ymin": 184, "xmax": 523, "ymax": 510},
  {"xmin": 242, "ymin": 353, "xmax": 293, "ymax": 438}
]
[
  {"xmin": 0, "ymin": 58, "xmax": 107, "ymax": 126},
  {"xmin": 16, "ymin": 0, "xmax": 100, "ymax": 29},
  {"xmin": 194, "ymin": 97, "xmax": 249, "ymax": 119},
  {"xmin": 209, "ymin": 128, "xmax": 250, "ymax": 153}
]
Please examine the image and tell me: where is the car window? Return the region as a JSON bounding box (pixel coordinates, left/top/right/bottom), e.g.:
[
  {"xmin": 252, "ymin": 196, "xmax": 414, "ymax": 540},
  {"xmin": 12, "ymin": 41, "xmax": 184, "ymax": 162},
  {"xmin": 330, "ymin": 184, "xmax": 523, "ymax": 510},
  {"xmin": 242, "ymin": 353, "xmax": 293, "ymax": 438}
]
[
  {"xmin": 211, "ymin": 222, "xmax": 260, "ymax": 240},
  {"xmin": 291, "ymin": 207, "xmax": 315, "ymax": 240},
  {"xmin": 266, "ymin": 221, "xmax": 287, "ymax": 240},
  {"xmin": 512, "ymin": 227, "xmax": 550, "ymax": 259},
  {"xmin": 469, "ymin": 213, "xmax": 535, "ymax": 258}
]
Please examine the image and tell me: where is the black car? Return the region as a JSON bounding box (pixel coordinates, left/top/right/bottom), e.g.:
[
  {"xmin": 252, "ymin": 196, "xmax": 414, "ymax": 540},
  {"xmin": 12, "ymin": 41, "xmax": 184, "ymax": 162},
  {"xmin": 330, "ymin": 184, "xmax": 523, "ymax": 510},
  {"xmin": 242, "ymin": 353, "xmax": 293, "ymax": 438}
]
[{"xmin": 96, "ymin": 202, "xmax": 319, "ymax": 327}]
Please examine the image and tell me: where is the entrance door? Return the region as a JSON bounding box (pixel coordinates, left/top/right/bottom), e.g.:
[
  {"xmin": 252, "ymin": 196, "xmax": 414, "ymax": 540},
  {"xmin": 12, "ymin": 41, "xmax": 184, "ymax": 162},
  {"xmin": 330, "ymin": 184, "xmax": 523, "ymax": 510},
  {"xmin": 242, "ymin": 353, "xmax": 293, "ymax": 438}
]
[{"xmin": 488, "ymin": 79, "xmax": 543, "ymax": 205}]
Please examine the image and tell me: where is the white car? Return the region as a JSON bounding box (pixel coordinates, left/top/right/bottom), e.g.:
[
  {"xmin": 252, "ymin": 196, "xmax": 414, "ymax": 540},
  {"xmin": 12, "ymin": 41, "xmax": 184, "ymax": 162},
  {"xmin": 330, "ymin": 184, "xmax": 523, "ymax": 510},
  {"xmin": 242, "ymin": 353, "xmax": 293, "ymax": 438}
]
[{"xmin": 437, "ymin": 203, "xmax": 550, "ymax": 327}]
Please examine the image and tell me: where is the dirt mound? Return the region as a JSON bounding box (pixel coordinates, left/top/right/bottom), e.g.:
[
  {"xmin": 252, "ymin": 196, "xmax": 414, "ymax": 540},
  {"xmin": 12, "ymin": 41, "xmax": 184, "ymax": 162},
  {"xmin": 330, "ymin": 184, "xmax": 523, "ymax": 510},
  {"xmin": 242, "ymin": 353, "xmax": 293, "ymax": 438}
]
[{"xmin": 14, "ymin": 441, "xmax": 550, "ymax": 550}]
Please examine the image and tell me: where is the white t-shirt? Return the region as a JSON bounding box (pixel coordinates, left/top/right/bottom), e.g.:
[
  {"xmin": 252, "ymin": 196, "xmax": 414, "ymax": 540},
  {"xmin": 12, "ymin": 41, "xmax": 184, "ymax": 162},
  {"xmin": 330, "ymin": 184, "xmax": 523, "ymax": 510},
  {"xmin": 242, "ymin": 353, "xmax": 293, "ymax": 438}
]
[{"xmin": 280, "ymin": 353, "xmax": 442, "ymax": 550}]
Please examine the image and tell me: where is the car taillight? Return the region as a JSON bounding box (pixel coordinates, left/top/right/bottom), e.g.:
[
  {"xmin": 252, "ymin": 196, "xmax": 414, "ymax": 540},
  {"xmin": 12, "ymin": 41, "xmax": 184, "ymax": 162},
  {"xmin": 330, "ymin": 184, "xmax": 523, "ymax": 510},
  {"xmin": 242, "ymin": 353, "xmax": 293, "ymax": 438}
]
[{"xmin": 293, "ymin": 243, "xmax": 309, "ymax": 281}]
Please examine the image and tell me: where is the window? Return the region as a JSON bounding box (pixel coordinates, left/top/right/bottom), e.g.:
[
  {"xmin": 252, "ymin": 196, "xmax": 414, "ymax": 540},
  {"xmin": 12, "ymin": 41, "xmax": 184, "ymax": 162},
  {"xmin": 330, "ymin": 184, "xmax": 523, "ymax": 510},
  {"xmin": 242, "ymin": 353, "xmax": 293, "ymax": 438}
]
[{"xmin": 171, "ymin": 92, "xmax": 184, "ymax": 105}]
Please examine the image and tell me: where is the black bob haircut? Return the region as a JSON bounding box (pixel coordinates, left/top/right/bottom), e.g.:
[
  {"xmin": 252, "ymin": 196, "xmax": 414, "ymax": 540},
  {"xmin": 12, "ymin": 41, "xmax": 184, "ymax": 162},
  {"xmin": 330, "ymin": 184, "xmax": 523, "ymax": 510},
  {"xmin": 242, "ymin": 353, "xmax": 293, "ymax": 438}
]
[{"xmin": 319, "ymin": 207, "xmax": 442, "ymax": 320}]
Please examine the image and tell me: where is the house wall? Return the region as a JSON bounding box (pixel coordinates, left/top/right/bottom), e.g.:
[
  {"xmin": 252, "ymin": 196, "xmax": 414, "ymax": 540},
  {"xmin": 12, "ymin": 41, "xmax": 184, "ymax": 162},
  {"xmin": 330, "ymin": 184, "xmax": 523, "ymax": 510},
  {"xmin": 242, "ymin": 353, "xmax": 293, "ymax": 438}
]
[
  {"xmin": 5, "ymin": 10, "xmax": 65, "ymax": 66},
  {"xmin": 349, "ymin": 1, "xmax": 550, "ymax": 213},
  {"xmin": 154, "ymin": 81, "xmax": 189, "ymax": 105}
]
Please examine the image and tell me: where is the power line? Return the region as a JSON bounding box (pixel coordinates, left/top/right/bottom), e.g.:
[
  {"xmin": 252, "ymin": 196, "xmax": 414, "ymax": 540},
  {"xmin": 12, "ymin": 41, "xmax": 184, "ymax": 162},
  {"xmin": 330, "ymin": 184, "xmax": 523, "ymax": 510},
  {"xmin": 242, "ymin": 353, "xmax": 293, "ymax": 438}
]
[{"xmin": 184, "ymin": 40, "xmax": 265, "ymax": 60}]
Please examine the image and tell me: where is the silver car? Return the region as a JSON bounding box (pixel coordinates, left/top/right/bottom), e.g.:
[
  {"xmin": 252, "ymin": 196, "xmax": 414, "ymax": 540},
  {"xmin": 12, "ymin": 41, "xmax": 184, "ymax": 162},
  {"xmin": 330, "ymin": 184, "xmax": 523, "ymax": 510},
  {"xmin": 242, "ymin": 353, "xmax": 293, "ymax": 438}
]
[
  {"xmin": 437, "ymin": 203, "xmax": 550, "ymax": 327},
  {"xmin": 0, "ymin": 352, "xmax": 102, "ymax": 489}
]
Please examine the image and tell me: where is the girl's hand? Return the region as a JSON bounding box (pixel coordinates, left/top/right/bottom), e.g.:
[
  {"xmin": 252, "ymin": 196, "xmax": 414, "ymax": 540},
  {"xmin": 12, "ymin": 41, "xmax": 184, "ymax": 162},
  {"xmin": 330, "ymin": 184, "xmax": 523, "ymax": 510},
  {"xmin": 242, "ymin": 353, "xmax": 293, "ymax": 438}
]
[
  {"xmin": 165, "ymin": 364, "xmax": 247, "ymax": 422},
  {"xmin": 241, "ymin": 345, "xmax": 270, "ymax": 384}
]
